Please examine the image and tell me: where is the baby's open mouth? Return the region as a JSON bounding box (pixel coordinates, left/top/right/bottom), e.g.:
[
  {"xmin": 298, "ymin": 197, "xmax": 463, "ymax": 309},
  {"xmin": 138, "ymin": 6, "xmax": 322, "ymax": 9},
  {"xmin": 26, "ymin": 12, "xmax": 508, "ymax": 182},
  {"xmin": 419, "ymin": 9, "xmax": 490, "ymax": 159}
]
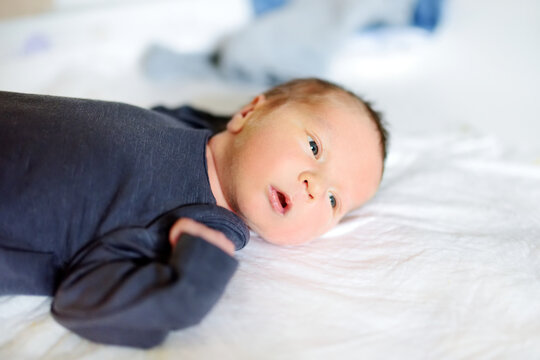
[
  {"xmin": 277, "ymin": 191, "xmax": 287, "ymax": 208},
  {"xmin": 269, "ymin": 186, "xmax": 289, "ymax": 215}
]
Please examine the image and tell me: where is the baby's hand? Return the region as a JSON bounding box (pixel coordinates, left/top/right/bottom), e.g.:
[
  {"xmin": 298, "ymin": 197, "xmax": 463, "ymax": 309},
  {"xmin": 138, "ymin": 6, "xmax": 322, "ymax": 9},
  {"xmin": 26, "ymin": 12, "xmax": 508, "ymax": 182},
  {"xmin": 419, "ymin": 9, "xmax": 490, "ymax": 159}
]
[{"xmin": 169, "ymin": 218, "xmax": 235, "ymax": 256}]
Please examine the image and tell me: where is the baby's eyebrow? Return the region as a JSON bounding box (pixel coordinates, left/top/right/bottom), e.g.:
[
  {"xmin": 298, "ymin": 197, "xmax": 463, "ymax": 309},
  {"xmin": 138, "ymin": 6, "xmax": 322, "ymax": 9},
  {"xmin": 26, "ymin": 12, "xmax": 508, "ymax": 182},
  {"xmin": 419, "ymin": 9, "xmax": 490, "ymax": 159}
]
[{"xmin": 311, "ymin": 113, "xmax": 331, "ymax": 132}]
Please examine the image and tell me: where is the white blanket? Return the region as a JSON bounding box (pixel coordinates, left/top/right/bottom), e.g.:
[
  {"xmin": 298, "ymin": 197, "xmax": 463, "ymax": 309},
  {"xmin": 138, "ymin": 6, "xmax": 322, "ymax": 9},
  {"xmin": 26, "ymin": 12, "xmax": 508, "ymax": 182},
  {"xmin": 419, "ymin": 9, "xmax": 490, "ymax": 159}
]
[
  {"xmin": 1, "ymin": 0, "xmax": 539, "ymax": 358},
  {"xmin": 1, "ymin": 133, "xmax": 539, "ymax": 359}
]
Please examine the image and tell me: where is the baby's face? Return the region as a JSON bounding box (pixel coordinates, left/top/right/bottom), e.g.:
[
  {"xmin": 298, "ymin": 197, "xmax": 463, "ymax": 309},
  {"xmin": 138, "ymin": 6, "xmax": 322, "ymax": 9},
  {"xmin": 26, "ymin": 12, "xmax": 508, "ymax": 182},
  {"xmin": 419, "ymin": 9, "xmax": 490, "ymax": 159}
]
[{"xmin": 223, "ymin": 97, "xmax": 383, "ymax": 245}]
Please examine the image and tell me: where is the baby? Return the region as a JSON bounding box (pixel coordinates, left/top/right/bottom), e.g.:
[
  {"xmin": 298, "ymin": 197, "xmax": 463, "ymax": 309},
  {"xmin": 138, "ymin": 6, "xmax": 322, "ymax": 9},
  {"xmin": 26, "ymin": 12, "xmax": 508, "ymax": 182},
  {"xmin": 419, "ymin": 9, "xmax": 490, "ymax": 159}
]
[{"xmin": 0, "ymin": 78, "xmax": 387, "ymax": 348}]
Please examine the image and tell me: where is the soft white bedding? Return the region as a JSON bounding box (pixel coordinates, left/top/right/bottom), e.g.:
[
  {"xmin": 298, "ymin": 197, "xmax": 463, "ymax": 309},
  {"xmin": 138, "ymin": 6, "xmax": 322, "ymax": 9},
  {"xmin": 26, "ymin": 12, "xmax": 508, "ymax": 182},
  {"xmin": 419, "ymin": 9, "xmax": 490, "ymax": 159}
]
[
  {"xmin": 1, "ymin": 133, "xmax": 539, "ymax": 359},
  {"xmin": 1, "ymin": 0, "xmax": 539, "ymax": 359}
]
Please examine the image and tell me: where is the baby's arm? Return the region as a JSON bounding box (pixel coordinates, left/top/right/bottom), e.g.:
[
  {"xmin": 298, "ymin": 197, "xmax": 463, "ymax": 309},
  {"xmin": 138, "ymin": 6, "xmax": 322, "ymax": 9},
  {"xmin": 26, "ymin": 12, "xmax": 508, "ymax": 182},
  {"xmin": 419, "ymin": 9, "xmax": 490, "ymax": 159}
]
[{"xmin": 51, "ymin": 208, "xmax": 244, "ymax": 348}]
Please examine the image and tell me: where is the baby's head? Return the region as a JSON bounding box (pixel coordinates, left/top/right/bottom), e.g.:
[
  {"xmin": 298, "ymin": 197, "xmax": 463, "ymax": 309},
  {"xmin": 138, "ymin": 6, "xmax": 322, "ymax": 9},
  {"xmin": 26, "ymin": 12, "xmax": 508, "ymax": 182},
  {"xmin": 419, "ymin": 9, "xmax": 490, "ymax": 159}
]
[{"xmin": 209, "ymin": 78, "xmax": 388, "ymax": 245}]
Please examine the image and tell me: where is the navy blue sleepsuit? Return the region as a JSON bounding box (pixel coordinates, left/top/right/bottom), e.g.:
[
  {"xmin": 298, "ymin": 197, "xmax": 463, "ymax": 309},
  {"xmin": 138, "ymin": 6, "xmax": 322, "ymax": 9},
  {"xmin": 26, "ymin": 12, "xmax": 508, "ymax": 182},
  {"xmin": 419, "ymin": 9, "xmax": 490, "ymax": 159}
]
[{"xmin": 0, "ymin": 91, "xmax": 249, "ymax": 348}]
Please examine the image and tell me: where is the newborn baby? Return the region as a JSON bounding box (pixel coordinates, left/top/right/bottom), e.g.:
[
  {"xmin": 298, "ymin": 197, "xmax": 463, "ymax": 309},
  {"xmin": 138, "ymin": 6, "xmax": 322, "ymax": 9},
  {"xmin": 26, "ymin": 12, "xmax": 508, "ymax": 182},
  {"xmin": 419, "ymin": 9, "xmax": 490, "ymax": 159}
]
[{"xmin": 0, "ymin": 78, "xmax": 387, "ymax": 348}]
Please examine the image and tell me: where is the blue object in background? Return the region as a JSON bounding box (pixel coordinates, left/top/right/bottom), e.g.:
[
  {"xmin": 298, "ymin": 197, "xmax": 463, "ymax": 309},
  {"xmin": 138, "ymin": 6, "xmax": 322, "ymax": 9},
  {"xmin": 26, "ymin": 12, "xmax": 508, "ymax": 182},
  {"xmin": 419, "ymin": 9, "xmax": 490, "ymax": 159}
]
[
  {"xmin": 252, "ymin": 0, "xmax": 445, "ymax": 31},
  {"xmin": 21, "ymin": 33, "xmax": 51, "ymax": 56},
  {"xmin": 252, "ymin": 0, "xmax": 289, "ymax": 16},
  {"xmin": 413, "ymin": 0, "xmax": 444, "ymax": 31}
]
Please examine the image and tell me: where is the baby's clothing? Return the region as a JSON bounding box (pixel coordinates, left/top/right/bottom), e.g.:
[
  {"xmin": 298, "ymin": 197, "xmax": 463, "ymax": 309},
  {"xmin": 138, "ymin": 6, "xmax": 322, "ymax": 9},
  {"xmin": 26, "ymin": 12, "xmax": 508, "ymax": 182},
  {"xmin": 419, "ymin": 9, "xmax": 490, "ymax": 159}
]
[{"xmin": 0, "ymin": 91, "xmax": 249, "ymax": 348}]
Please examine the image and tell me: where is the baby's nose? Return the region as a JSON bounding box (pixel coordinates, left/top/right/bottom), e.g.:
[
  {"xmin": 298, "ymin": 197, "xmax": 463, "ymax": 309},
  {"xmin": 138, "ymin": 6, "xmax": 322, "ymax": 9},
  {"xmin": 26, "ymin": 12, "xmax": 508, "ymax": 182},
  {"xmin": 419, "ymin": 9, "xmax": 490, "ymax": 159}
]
[
  {"xmin": 302, "ymin": 177, "xmax": 324, "ymax": 201},
  {"xmin": 303, "ymin": 180, "xmax": 314, "ymax": 199}
]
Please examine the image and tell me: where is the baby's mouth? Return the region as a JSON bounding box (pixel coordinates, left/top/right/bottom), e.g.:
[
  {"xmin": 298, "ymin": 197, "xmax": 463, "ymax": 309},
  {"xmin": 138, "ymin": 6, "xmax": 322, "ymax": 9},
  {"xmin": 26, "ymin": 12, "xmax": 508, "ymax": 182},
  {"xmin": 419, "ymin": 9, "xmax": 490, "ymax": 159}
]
[{"xmin": 269, "ymin": 186, "xmax": 290, "ymax": 215}]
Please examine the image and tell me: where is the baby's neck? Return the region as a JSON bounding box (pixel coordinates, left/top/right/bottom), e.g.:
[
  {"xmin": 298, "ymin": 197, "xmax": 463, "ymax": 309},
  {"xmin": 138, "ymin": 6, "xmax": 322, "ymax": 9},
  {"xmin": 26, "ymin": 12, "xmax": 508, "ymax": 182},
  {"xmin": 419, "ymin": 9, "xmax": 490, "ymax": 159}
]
[{"xmin": 206, "ymin": 137, "xmax": 232, "ymax": 212}]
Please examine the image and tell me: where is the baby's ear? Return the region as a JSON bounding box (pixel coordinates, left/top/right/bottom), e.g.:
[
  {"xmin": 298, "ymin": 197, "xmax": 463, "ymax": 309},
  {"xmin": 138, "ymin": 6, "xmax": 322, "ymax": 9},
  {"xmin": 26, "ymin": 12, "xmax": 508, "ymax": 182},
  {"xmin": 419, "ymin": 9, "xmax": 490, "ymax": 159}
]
[{"xmin": 227, "ymin": 94, "xmax": 266, "ymax": 133}]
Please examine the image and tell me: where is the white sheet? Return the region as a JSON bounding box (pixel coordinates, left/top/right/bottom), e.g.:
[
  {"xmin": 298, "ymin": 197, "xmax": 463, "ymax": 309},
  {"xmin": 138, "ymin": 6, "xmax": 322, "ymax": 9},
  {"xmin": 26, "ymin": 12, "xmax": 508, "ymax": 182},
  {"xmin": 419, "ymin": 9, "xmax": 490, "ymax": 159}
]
[
  {"xmin": 1, "ymin": 0, "xmax": 540, "ymax": 358},
  {"xmin": 1, "ymin": 133, "xmax": 539, "ymax": 359}
]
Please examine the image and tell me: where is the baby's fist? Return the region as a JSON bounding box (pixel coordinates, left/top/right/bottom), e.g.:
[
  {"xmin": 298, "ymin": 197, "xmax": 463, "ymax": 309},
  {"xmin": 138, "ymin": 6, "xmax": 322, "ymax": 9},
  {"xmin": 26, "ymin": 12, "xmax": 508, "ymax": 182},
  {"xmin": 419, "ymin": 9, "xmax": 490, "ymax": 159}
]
[{"xmin": 169, "ymin": 218, "xmax": 235, "ymax": 256}]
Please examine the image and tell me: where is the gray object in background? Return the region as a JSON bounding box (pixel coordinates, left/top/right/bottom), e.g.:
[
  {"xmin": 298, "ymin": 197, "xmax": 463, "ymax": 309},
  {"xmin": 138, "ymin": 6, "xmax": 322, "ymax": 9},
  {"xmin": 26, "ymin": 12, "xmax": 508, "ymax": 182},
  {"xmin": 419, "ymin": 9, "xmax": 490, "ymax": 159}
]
[{"xmin": 143, "ymin": 0, "xmax": 420, "ymax": 85}]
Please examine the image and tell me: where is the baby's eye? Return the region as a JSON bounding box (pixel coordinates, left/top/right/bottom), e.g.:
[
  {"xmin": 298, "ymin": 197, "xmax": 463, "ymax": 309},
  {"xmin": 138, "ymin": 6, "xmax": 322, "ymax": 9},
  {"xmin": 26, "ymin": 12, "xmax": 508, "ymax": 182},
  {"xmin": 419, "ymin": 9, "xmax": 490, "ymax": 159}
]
[
  {"xmin": 308, "ymin": 135, "xmax": 318, "ymax": 157},
  {"xmin": 329, "ymin": 193, "xmax": 337, "ymax": 208}
]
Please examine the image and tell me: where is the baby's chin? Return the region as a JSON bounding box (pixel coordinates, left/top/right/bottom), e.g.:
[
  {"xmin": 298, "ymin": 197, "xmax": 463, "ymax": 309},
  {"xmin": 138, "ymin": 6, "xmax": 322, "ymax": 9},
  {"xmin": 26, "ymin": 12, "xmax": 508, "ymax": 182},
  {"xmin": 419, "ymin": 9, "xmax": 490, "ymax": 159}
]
[
  {"xmin": 243, "ymin": 214, "xmax": 325, "ymax": 246},
  {"xmin": 255, "ymin": 230, "xmax": 316, "ymax": 246}
]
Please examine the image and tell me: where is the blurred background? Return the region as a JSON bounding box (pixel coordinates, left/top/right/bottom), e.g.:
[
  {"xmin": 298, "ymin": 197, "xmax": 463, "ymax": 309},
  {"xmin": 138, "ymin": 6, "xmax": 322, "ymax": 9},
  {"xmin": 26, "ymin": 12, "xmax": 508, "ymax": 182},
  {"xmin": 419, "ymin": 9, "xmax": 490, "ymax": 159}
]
[{"xmin": 1, "ymin": 0, "xmax": 539, "ymax": 161}]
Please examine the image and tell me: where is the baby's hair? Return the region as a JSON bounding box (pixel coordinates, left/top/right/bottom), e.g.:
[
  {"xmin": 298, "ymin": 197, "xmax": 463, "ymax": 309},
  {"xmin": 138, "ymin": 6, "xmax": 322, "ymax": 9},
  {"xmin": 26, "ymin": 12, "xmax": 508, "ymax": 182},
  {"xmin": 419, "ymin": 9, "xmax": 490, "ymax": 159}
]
[{"xmin": 263, "ymin": 78, "xmax": 389, "ymax": 162}]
